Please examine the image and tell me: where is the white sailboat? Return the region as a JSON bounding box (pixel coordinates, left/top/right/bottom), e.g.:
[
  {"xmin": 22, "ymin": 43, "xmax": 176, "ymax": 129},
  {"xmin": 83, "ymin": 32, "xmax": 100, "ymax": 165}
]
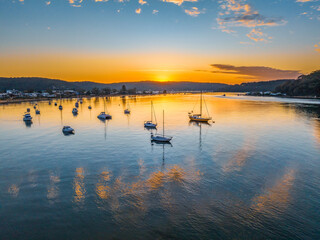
[
  {"xmin": 124, "ymin": 101, "xmax": 130, "ymax": 114},
  {"xmin": 151, "ymin": 110, "xmax": 172, "ymax": 143},
  {"xmin": 188, "ymin": 91, "xmax": 213, "ymax": 123},
  {"xmin": 58, "ymin": 93, "xmax": 63, "ymax": 110},
  {"xmin": 97, "ymin": 98, "xmax": 112, "ymax": 120},
  {"xmin": 23, "ymin": 113, "xmax": 32, "ymax": 121},
  {"xmin": 144, "ymin": 101, "xmax": 157, "ymax": 128},
  {"xmin": 72, "ymin": 108, "xmax": 78, "ymax": 114}
]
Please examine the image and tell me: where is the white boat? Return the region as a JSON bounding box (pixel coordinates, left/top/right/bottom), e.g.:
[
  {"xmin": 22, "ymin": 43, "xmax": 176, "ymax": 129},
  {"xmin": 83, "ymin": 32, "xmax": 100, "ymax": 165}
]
[
  {"xmin": 188, "ymin": 91, "xmax": 213, "ymax": 123},
  {"xmin": 62, "ymin": 126, "xmax": 74, "ymax": 134},
  {"xmin": 72, "ymin": 108, "xmax": 78, "ymax": 114},
  {"xmin": 97, "ymin": 112, "xmax": 112, "ymax": 120},
  {"xmin": 97, "ymin": 98, "xmax": 112, "ymax": 120},
  {"xmin": 151, "ymin": 110, "xmax": 172, "ymax": 143},
  {"xmin": 124, "ymin": 101, "xmax": 131, "ymax": 114},
  {"xmin": 144, "ymin": 101, "xmax": 157, "ymax": 128},
  {"xmin": 23, "ymin": 113, "xmax": 32, "ymax": 121}
]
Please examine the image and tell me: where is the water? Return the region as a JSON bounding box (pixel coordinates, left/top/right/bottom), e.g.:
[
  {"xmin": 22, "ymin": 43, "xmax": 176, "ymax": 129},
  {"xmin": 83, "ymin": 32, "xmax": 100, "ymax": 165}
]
[{"xmin": 0, "ymin": 93, "xmax": 320, "ymax": 239}]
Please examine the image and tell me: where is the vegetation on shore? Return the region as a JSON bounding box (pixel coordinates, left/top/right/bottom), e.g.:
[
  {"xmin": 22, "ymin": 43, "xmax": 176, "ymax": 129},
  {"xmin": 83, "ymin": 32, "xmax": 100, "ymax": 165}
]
[{"xmin": 275, "ymin": 70, "xmax": 320, "ymax": 97}]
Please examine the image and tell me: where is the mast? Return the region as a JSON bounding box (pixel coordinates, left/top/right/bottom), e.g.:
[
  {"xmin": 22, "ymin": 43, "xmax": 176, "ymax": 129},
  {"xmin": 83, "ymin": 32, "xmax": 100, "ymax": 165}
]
[
  {"xmin": 163, "ymin": 110, "xmax": 164, "ymax": 137},
  {"xmin": 200, "ymin": 91, "xmax": 202, "ymax": 116},
  {"xmin": 151, "ymin": 101, "xmax": 153, "ymax": 122}
]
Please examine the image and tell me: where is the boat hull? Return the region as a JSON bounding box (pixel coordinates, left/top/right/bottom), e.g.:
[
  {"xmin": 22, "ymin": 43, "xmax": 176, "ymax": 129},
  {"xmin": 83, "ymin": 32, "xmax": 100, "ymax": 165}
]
[{"xmin": 189, "ymin": 116, "xmax": 212, "ymax": 122}]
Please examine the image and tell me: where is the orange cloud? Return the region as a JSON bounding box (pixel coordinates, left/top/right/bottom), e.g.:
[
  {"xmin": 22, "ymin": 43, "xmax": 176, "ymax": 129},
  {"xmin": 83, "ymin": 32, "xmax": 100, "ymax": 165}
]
[
  {"xmin": 135, "ymin": 8, "xmax": 141, "ymax": 14},
  {"xmin": 162, "ymin": 0, "xmax": 197, "ymax": 6},
  {"xmin": 184, "ymin": 7, "xmax": 204, "ymax": 17}
]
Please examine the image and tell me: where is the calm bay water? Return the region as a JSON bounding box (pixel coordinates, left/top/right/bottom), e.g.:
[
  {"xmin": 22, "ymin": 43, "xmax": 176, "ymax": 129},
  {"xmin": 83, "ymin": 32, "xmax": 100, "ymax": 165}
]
[{"xmin": 0, "ymin": 93, "xmax": 320, "ymax": 239}]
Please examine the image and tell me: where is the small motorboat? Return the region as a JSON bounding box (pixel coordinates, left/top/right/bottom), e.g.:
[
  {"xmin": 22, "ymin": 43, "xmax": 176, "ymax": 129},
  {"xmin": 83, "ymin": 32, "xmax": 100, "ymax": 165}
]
[
  {"xmin": 54, "ymin": 102, "xmax": 57, "ymax": 106},
  {"xmin": 80, "ymin": 99, "xmax": 83, "ymax": 104},
  {"xmin": 72, "ymin": 108, "xmax": 78, "ymax": 114},
  {"xmin": 124, "ymin": 109, "xmax": 130, "ymax": 114},
  {"xmin": 62, "ymin": 126, "xmax": 74, "ymax": 134},
  {"xmin": 49, "ymin": 101, "xmax": 52, "ymax": 105},
  {"xmin": 75, "ymin": 102, "xmax": 79, "ymax": 108},
  {"xmin": 35, "ymin": 110, "xmax": 40, "ymax": 115},
  {"xmin": 23, "ymin": 113, "xmax": 32, "ymax": 121},
  {"xmin": 33, "ymin": 105, "xmax": 37, "ymax": 109},
  {"xmin": 144, "ymin": 121, "xmax": 157, "ymax": 128},
  {"xmin": 27, "ymin": 108, "xmax": 30, "ymax": 112},
  {"xmin": 88, "ymin": 105, "xmax": 92, "ymax": 110},
  {"xmin": 59, "ymin": 105, "xmax": 63, "ymax": 110},
  {"xmin": 97, "ymin": 112, "xmax": 112, "ymax": 120}
]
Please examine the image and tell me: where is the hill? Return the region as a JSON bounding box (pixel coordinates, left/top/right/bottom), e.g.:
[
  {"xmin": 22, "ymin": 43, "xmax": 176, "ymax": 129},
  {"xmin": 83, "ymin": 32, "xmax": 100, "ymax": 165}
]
[
  {"xmin": 275, "ymin": 70, "xmax": 320, "ymax": 97},
  {"xmin": 0, "ymin": 77, "xmax": 293, "ymax": 92}
]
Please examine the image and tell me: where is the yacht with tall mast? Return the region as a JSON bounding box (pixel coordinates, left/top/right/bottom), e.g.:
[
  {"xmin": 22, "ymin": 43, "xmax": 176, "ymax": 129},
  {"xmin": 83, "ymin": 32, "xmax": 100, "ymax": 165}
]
[
  {"xmin": 144, "ymin": 101, "xmax": 157, "ymax": 128},
  {"xmin": 97, "ymin": 98, "xmax": 112, "ymax": 120},
  {"xmin": 188, "ymin": 91, "xmax": 212, "ymax": 122},
  {"xmin": 151, "ymin": 110, "xmax": 172, "ymax": 142}
]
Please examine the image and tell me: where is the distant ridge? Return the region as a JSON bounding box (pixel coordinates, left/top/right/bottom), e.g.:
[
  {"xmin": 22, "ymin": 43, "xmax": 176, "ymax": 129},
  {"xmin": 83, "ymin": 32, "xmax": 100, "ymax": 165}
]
[{"xmin": 0, "ymin": 77, "xmax": 293, "ymax": 92}]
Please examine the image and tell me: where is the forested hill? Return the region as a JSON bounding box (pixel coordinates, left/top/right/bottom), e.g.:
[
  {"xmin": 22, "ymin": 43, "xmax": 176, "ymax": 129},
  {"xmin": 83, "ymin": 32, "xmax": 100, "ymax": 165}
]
[
  {"xmin": 0, "ymin": 77, "xmax": 293, "ymax": 92},
  {"xmin": 275, "ymin": 70, "xmax": 320, "ymax": 97}
]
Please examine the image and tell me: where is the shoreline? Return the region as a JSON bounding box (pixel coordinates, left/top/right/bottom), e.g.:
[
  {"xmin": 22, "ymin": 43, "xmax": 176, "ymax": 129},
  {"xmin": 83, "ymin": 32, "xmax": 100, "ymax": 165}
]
[{"xmin": 1, "ymin": 92, "xmax": 319, "ymax": 105}]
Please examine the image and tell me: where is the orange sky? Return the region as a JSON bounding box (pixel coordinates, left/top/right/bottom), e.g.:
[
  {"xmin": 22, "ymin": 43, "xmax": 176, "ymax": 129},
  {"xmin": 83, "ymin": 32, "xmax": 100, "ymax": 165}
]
[{"xmin": 0, "ymin": 51, "xmax": 319, "ymax": 84}]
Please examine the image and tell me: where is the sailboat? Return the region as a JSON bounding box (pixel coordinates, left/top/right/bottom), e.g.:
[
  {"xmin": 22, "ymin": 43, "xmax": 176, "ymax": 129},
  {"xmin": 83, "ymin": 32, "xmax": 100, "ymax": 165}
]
[
  {"xmin": 151, "ymin": 110, "xmax": 172, "ymax": 142},
  {"xmin": 124, "ymin": 101, "xmax": 130, "ymax": 114},
  {"xmin": 188, "ymin": 91, "xmax": 212, "ymax": 122},
  {"xmin": 58, "ymin": 93, "xmax": 63, "ymax": 110},
  {"xmin": 97, "ymin": 98, "xmax": 112, "ymax": 120},
  {"xmin": 144, "ymin": 101, "xmax": 157, "ymax": 128}
]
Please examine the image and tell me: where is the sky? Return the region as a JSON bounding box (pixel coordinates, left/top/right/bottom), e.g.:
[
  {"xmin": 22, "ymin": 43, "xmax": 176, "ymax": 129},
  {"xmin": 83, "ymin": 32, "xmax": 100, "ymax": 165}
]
[{"xmin": 0, "ymin": 0, "xmax": 319, "ymax": 84}]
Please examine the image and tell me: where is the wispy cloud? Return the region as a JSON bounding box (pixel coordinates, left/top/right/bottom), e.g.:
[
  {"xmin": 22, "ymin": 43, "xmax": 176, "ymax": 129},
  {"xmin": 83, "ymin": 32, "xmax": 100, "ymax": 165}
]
[
  {"xmin": 139, "ymin": 0, "xmax": 147, "ymax": 5},
  {"xmin": 152, "ymin": 9, "xmax": 159, "ymax": 14},
  {"xmin": 69, "ymin": 0, "xmax": 83, "ymax": 7},
  {"xmin": 216, "ymin": 0, "xmax": 286, "ymax": 42},
  {"xmin": 161, "ymin": 0, "xmax": 197, "ymax": 6},
  {"xmin": 46, "ymin": 1, "xmax": 51, "ymax": 5},
  {"xmin": 184, "ymin": 7, "xmax": 204, "ymax": 17},
  {"xmin": 208, "ymin": 64, "xmax": 301, "ymax": 80},
  {"xmin": 246, "ymin": 28, "xmax": 272, "ymax": 42}
]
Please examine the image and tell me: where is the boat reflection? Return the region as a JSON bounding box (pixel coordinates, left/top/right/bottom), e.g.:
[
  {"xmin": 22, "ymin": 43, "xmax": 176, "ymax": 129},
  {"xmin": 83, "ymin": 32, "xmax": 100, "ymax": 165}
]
[{"xmin": 24, "ymin": 120, "xmax": 33, "ymax": 128}]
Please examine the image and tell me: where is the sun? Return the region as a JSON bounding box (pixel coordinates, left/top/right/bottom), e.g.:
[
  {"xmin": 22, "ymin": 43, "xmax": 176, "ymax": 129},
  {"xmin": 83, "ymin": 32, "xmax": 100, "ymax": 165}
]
[{"xmin": 155, "ymin": 74, "xmax": 170, "ymax": 82}]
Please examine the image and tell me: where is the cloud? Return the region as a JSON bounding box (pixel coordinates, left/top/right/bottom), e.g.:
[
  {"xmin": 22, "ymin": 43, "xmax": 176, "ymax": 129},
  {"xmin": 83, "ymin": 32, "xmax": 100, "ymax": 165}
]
[
  {"xmin": 95, "ymin": 0, "xmax": 109, "ymax": 2},
  {"xmin": 296, "ymin": 0, "xmax": 315, "ymax": 2},
  {"xmin": 209, "ymin": 64, "xmax": 301, "ymax": 80},
  {"xmin": 184, "ymin": 7, "xmax": 204, "ymax": 17},
  {"xmin": 315, "ymin": 42, "xmax": 320, "ymax": 53},
  {"xmin": 135, "ymin": 8, "xmax": 141, "ymax": 14},
  {"xmin": 161, "ymin": 0, "xmax": 197, "ymax": 6},
  {"xmin": 139, "ymin": 0, "xmax": 147, "ymax": 5},
  {"xmin": 217, "ymin": 0, "xmax": 286, "ymax": 42},
  {"xmin": 46, "ymin": 1, "xmax": 51, "ymax": 5},
  {"xmin": 69, "ymin": 0, "xmax": 83, "ymax": 7},
  {"xmin": 246, "ymin": 28, "xmax": 272, "ymax": 42},
  {"xmin": 152, "ymin": 9, "xmax": 159, "ymax": 14}
]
